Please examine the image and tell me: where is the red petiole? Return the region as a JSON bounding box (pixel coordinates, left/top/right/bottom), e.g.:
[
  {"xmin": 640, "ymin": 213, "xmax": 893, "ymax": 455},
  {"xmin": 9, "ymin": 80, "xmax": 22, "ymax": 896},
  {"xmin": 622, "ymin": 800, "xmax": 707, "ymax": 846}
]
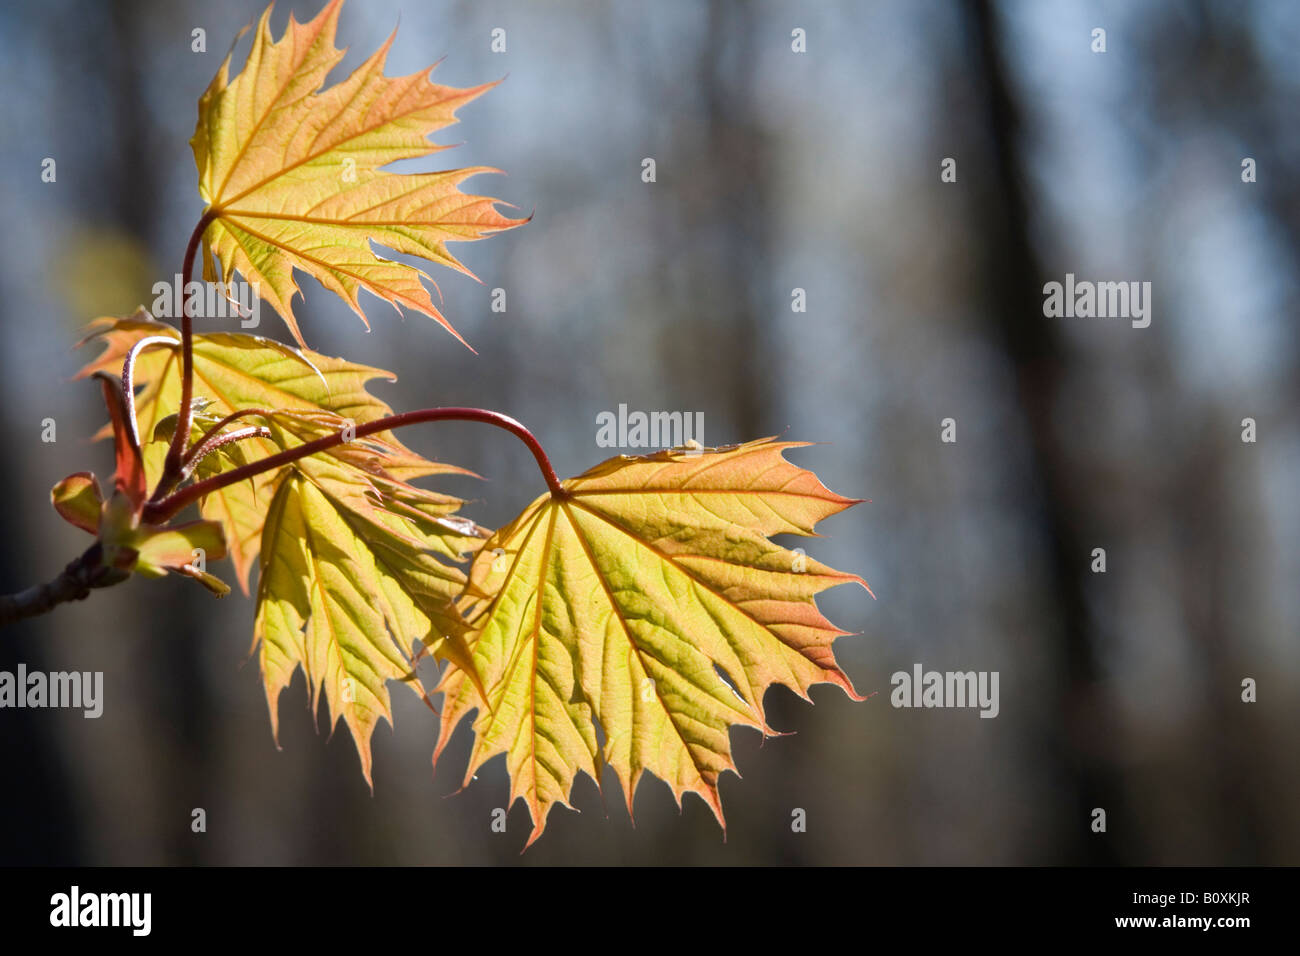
[
  {"xmin": 134, "ymin": 216, "xmax": 565, "ymax": 527},
  {"xmin": 143, "ymin": 406, "xmax": 566, "ymax": 525},
  {"xmin": 159, "ymin": 209, "xmax": 219, "ymax": 487},
  {"xmin": 9, "ymin": 222, "xmax": 564, "ymax": 624},
  {"xmin": 181, "ymin": 408, "xmax": 276, "ymax": 469}
]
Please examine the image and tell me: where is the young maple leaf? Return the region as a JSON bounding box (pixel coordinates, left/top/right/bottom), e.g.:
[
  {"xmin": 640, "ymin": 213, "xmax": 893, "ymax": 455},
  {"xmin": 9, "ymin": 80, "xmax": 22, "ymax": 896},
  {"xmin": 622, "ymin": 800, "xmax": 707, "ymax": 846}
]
[
  {"xmin": 75, "ymin": 313, "xmax": 472, "ymax": 590},
  {"xmin": 74, "ymin": 315, "xmax": 489, "ymax": 782},
  {"xmin": 433, "ymin": 439, "xmax": 868, "ymax": 847},
  {"xmin": 254, "ymin": 449, "xmax": 487, "ymax": 786},
  {"xmin": 191, "ymin": 0, "xmax": 527, "ymax": 348}
]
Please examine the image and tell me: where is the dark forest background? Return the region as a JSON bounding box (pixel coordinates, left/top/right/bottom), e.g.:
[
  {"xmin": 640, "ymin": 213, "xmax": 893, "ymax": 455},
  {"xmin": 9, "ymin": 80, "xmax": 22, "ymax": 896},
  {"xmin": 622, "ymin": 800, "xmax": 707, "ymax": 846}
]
[{"xmin": 0, "ymin": 0, "xmax": 1295, "ymax": 864}]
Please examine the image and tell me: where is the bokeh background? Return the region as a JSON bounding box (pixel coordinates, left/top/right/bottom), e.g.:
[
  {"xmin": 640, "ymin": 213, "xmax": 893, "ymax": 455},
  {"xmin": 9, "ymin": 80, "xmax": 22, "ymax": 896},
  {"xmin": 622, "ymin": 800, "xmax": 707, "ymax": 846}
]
[{"xmin": 0, "ymin": 0, "xmax": 1296, "ymax": 865}]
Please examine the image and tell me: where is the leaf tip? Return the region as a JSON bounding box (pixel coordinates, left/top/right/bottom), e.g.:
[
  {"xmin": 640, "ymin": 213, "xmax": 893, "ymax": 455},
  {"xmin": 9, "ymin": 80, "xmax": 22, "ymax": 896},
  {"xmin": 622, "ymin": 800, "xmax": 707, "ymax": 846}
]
[{"xmin": 846, "ymin": 572, "xmax": 876, "ymax": 600}]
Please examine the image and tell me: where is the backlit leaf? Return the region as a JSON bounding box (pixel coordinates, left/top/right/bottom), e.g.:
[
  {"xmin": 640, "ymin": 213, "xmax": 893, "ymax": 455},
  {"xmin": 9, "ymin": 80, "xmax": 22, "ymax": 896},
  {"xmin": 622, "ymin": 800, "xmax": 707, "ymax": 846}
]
[
  {"xmin": 434, "ymin": 439, "xmax": 866, "ymax": 847},
  {"xmin": 255, "ymin": 448, "xmax": 486, "ymax": 785},
  {"xmin": 76, "ymin": 312, "xmax": 465, "ymax": 590},
  {"xmin": 76, "ymin": 314, "xmax": 491, "ymax": 780},
  {"xmin": 192, "ymin": 0, "xmax": 527, "ymax": 348}
]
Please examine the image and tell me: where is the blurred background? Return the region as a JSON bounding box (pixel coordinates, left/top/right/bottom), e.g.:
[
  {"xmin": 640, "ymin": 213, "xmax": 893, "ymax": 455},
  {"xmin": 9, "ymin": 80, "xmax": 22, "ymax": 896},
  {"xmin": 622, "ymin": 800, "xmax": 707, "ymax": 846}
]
[{"xmin": 0, "ymin": 0, "xmax": 1296, "ymax": 865}]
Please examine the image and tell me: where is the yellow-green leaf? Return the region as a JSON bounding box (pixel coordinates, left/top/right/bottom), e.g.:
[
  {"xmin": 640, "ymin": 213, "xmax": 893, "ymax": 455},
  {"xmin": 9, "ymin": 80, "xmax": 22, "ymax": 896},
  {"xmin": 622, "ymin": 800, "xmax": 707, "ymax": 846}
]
[
  {"xmin": 192, "ymin": 0, "xmax": 526, "ymax": 348},
  {"xmin": 133, "ymin": 519, "xmax": 229, "ymax": 579},
  {"xmin": 76, "ymin": 313, "xmax": 468, "ymax": 590},
  {"xmin": 434, "ymin": 438, "xmax": 866, "ymax": 847},
  {"xmin": 256, "ymin": 451, "xmax": 485, "ymax": 785},
  {"xmin": 75, "ymin": 314, "xmax": 490, "ymax": 780}
]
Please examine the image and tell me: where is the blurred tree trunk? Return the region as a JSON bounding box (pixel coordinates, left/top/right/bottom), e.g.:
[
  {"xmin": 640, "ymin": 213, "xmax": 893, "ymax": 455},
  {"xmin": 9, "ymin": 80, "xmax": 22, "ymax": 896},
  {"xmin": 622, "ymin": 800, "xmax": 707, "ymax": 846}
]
[
  {"xmin": 964, "ymin": 0, "xmax": 1123, "ymax": 865},
  {"xmin": 1135, "ymin": 3, "xmax": 1275, "ymax": 862},
  {"xmin": 696, "ymin": 0, "xmax": 771, "ymax": 445}
]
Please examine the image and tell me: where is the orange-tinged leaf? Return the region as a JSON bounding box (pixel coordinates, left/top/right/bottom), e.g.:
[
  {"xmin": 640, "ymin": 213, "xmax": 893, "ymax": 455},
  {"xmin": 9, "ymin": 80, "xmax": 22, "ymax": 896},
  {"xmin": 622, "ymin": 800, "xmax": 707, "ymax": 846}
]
[
  {"xmin": 192, "ymin": 0, "xmax": 526, "ymax": 348},
  {"xmin": 435, "ymin": 438, "xmax": 866, "ymax": 847},
  {"xmin": 74, "ymin": 315, "xmax": 491, "ymax": 780},
  {"xmin": 76, "ymin": 313, "xmax": 473, "ymax": 592}
]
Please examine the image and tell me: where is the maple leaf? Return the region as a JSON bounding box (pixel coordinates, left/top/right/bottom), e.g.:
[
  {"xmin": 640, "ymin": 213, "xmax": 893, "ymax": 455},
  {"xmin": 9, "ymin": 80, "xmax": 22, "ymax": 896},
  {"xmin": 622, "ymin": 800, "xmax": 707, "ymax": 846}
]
[
  {"xmin": 433, "ymin": 439, "xmax": 867, "ymax": 847},
  {"xmin": 76, "ymin": 312, "xmax": 465, "ymax": 590},
  {"xmin": 255, "ymin": 445, "xmax": 486, "ymax": 785},
  {"xmin": 191, "ymin": 0, "xmax": 527, "ymax": 348},
  {"xmin": 75, "ymin": 314, "xmax": 491, "ymax": 780}
]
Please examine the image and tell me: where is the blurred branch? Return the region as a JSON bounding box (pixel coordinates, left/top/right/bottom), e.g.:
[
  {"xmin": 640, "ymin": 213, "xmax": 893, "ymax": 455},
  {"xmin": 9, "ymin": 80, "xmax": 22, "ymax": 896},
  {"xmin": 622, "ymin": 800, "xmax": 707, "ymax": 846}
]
[{"xmin": 0, "ymin": 544, "xmax": 124, "ymax": 627}]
